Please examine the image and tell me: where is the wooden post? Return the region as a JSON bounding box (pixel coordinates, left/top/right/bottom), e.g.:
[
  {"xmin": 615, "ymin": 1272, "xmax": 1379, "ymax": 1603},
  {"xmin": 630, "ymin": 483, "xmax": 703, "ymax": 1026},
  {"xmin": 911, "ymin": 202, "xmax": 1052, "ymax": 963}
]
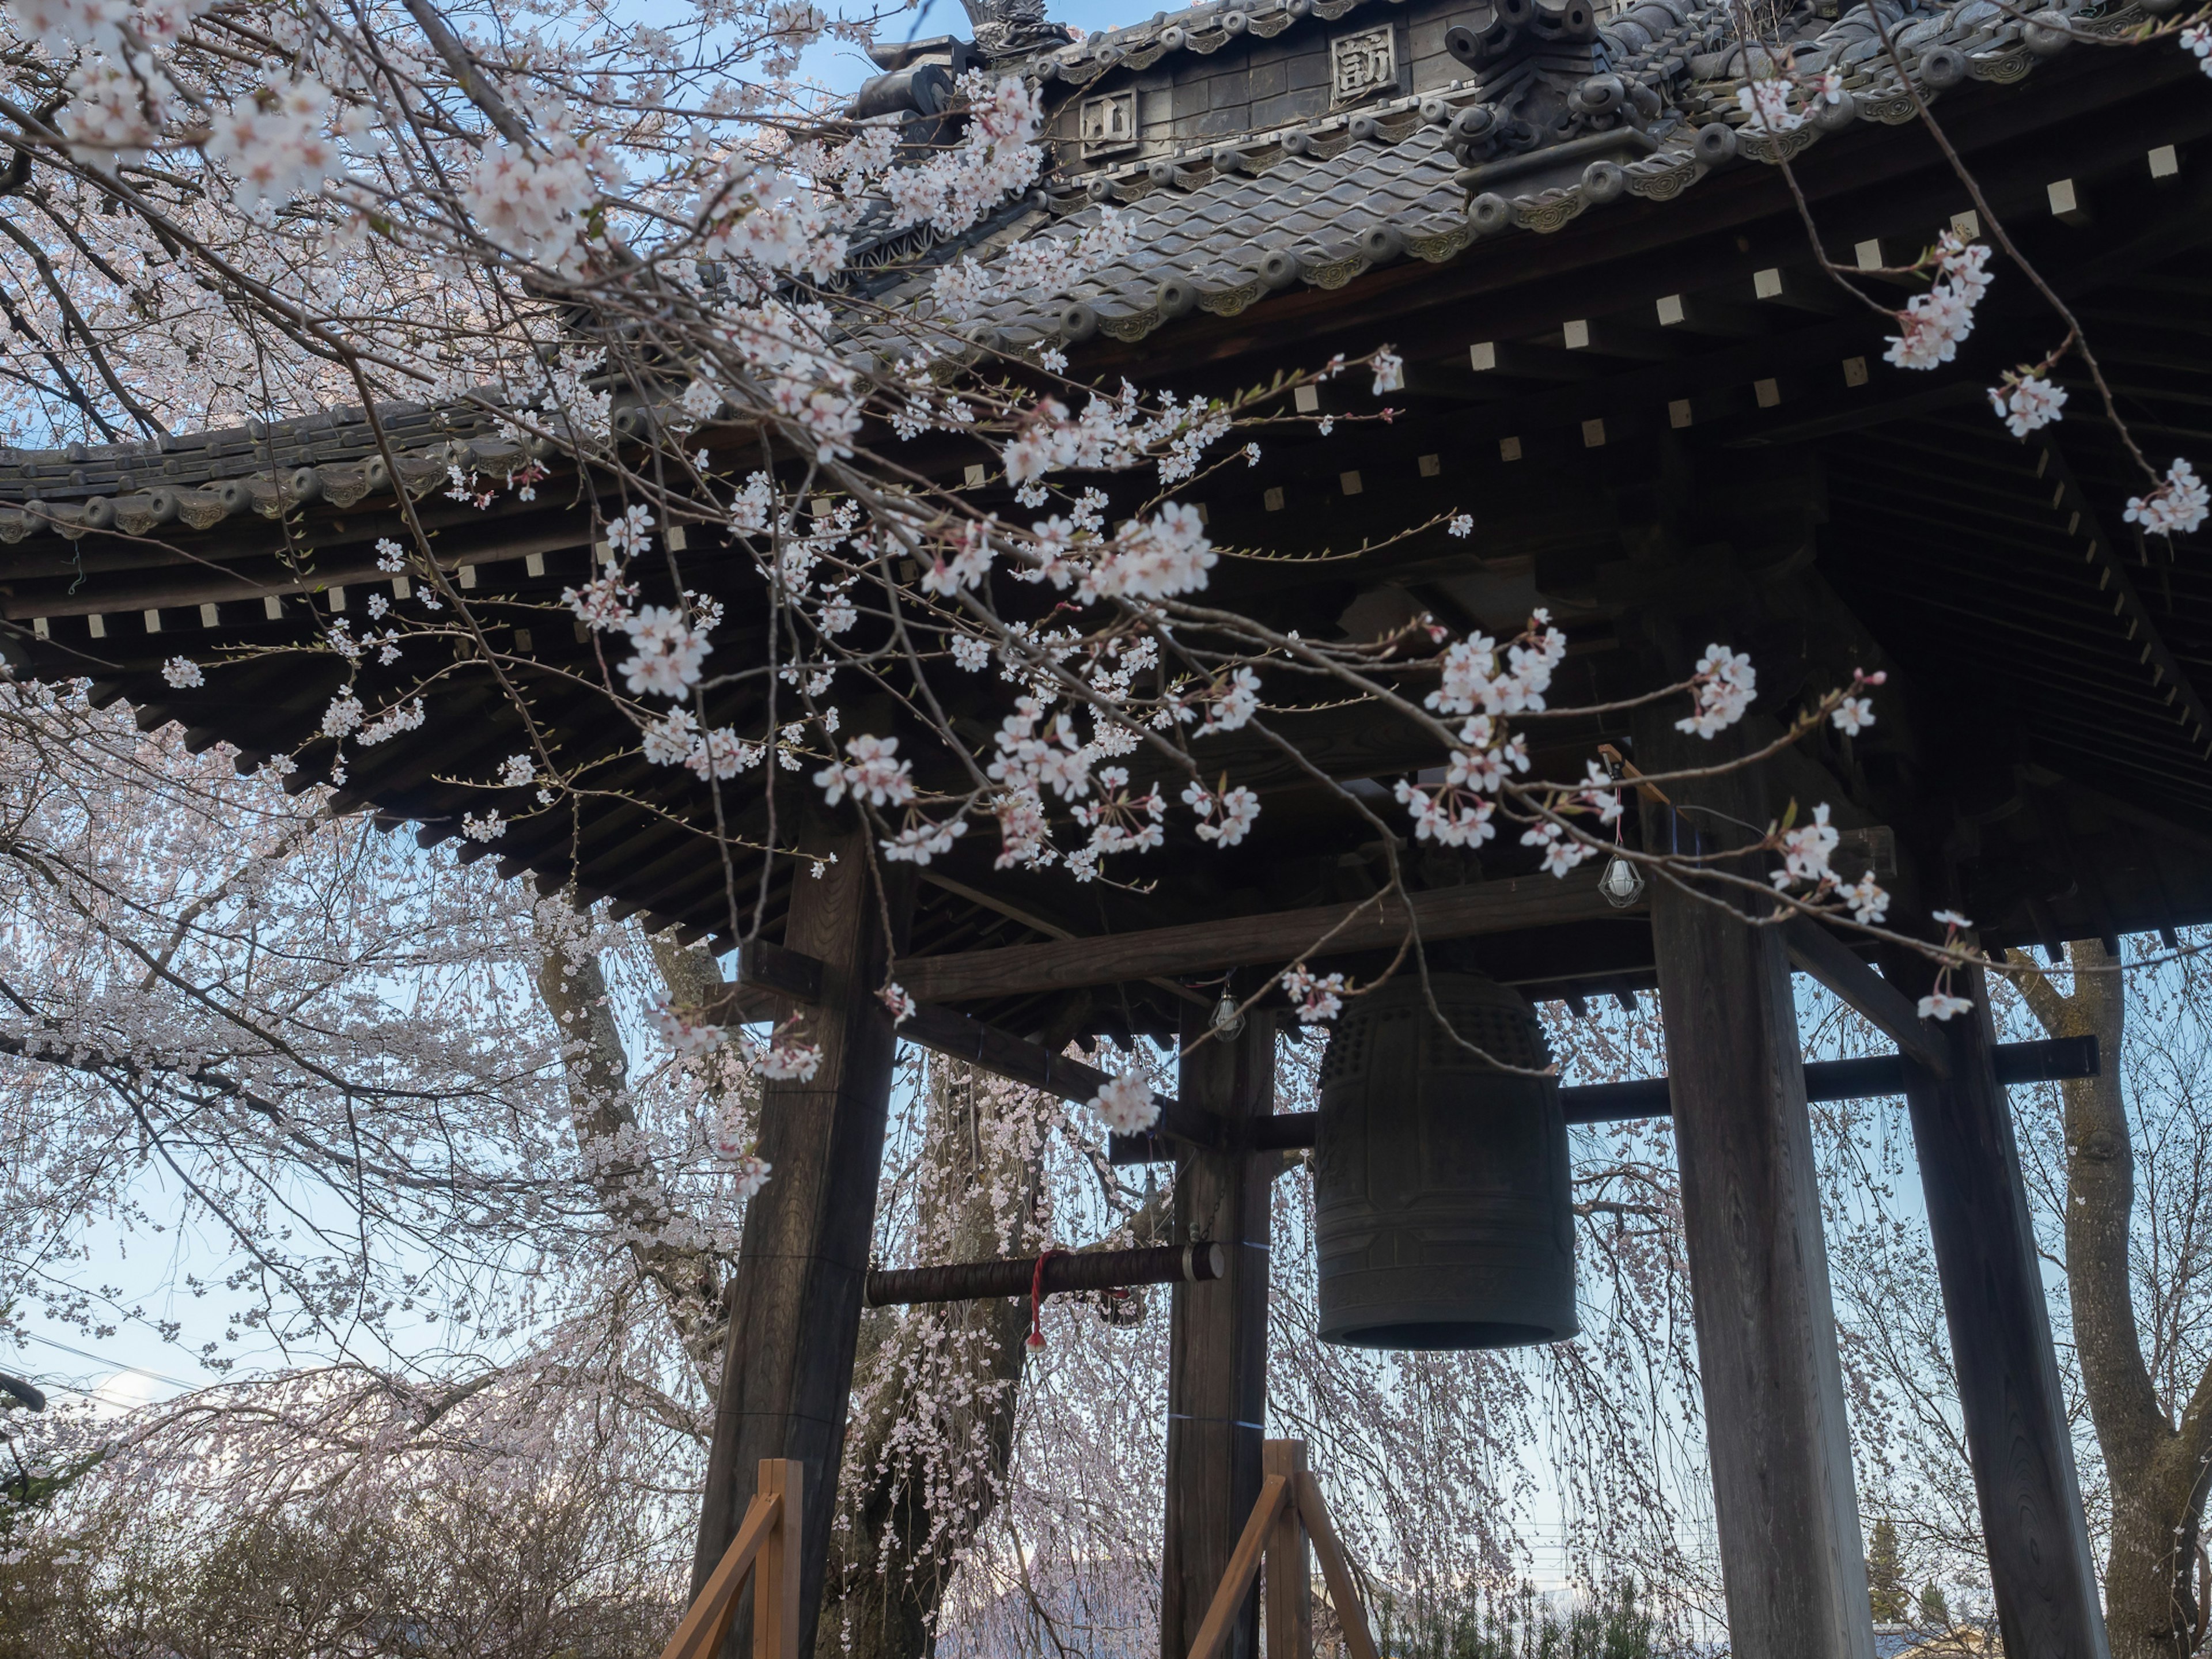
[
  {"xmin": 752, "ymin": 1457, "xmax": 804, "ymax": 1659},
  {"xmin": 1878, "ymin": 949, "xmax": 2112, "ymax": 1659},
  {"xmin": 1162, "ymin": 1009, "xmax": 1275, "ymax": 1659},
  {"xmin": 1263, "ymin": 1441, "xmax": 1313, "ymax": 1659},
  {"xmin": 693, "ymin": 823, "xmax": 906, "ymax": 1659},
  {"xmin": 660, "ymin": 1459, "xmax": 804, "ymax": 1659},
  {"xmin": 1634, "ymin": 714, "xmax": 1875, "ymax": 1659}
]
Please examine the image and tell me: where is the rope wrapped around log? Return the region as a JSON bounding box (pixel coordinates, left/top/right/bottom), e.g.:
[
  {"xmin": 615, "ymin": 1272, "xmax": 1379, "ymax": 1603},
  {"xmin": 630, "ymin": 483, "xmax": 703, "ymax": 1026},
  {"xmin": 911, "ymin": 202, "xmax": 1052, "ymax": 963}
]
[{"xmin": 865, "ymin": 1241, "xmax": 1225, "ymax": 1308}]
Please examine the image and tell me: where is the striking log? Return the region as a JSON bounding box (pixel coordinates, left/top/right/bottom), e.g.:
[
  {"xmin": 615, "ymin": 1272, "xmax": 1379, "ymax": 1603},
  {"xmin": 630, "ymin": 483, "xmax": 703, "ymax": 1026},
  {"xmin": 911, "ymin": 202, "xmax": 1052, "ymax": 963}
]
[
  {"xmin": 692, "ymin": 827, "xmax": 908, "ymax": 1659},
  {"xmin": 1880, "ymin": 949, "xmax": 2112, "ymax": 1659},
  {"xmin": 1637, "ymin": 716, "xmax": 1875, "ymax": 1659},
  {"xmin": 865, "ymin": 1242, "xmax": 1226, "ymax": 1307},
  {"xmin": 1105, "ymin": 1036, "xmax": 2099, "ymax": 1163},
  {"xmin": 898, "ymin": 870, "xmax": 1634, "ymax": 1004},
  {"xmin": 1162, "ymin": 1009, "xmax": 1275, "ymax": 1659}
]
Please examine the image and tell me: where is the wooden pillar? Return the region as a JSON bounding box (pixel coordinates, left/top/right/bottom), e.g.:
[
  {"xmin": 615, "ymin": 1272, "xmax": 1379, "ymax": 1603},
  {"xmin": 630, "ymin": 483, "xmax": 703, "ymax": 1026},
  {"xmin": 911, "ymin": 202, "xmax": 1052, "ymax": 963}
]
[
  {"xmin": 1162, "ymin": 1010, "xmax": 1275, "ymax": 1659},
  {"xmin": 694, "ymin": 824, "xmax": 906, "ymax": 1659},
  {"xmin": 1878, "ymin": 949, "xmax": 2111, "ymax": 1659},
  {"xmin": 1635, "ymin": 715, "xmax": 1875, "ymax": 1659}
]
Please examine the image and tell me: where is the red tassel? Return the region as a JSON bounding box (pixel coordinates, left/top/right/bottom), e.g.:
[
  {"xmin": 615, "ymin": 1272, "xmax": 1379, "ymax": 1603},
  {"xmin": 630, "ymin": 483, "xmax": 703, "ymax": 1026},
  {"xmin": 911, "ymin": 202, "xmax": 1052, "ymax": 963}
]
[{"xmin": 1027, "ymin": 1249, "xmax": 1065, "ymax": 1350}]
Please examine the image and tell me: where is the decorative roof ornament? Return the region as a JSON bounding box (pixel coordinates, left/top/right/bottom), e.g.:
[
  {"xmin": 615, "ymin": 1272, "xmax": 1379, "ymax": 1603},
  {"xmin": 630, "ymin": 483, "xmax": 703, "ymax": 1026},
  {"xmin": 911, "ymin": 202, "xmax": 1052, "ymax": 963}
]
[{"xmin": 959, "ymin": 0, "xmax": 1074, "ymax": 60}]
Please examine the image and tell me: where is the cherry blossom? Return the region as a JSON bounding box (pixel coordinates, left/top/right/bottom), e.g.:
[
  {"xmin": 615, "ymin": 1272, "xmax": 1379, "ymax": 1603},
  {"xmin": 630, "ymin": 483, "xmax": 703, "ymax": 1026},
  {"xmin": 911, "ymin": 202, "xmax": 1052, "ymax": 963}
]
[
  {"xmin": 1088, "ymin": 1071, "xmax": 1160, "ymax": 1135},
  {"xmin": 1736, "ymin": 77, "xmax": 1802, "ymax": 134},
  {"xmin": 1675, "ymin": 645, "xmax": 1758, "ymax": 737},
  {"xmin": 1282, "ymin": 966, "xmax": 1348, "ymax": 1023},
  {"xmin": 814, "ymin": 734, "xmax": 915, "ymax": 809},
  {"xmin": 1989, "ymin": 373, "xmax": 2067, "ymax": 437},
  {"xmin": 1521, "ymin": 820, "xmax": 1597, "ymax": 877},
  {"xmin": 756, "ymin": 1025, "xmax": 824, "ymax": 1082},
  {"xmin": 161, "ymin": 657, "xmax": 203, "ymax": 688},
  {"xmin": 652, "ymin": 994, "xmax": 725, "ymax": 1055},
  {"xmin": 619, "ymin": 606, "xmax": 711, "ymax": 699},
  {"xmin": 2184, "ymin": 21, "xmax": 2210, "ymax": 75},
  {"xmin": 1885, "ymin": 233, "xmax": 1993, "ymax": 372},
  {"xmin": 2124, "ymin": 458, "xmax": 2209, "ymax": 538}
]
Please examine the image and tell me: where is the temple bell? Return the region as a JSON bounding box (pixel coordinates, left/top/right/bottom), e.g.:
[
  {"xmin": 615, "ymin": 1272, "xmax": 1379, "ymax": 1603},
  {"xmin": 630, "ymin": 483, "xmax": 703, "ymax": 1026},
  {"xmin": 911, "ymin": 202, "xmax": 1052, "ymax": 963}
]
[{"xmin": 1313, "ymin": 973, "xmax": 1578, "ymax": 1350}]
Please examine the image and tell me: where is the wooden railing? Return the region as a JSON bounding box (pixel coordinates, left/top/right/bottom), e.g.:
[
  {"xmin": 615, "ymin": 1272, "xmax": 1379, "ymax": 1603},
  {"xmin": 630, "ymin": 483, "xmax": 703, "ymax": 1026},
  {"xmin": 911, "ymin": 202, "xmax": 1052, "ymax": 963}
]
[
  {"xmin": 1191, "ymin": 1441, "xmax": 1381, "ymax": 1659},
  {"xmin": 659, "ymin": 1459, "xmax": 801, "ymax": 1659}
]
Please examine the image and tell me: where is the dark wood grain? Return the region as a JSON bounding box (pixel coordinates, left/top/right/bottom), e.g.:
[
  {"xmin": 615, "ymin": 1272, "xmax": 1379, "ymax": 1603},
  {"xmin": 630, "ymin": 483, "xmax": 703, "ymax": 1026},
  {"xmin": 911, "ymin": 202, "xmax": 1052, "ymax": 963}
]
[
  {"xmin": 692, "ymin": 823, "xmax": 905, "ymax": 1659},
  {"xmin": 1637, "ymin": 716, "xmax": 1875, "ymax": 1659},
  {"xmin": 900, "ymin": 873, "xmax": 1633, "ymax": 1004},
  {"xmin": 1162, "ymin": 1011, "xmax": 1275, "ymax": 1659},
  {"xmin": 1880, "ymin": 949, "xmax": 2112, "ymax": 1659}
]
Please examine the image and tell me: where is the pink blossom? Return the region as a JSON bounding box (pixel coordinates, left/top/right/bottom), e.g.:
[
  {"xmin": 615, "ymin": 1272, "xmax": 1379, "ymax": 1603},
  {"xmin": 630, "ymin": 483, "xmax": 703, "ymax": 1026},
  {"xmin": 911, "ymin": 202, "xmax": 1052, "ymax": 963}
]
[
  {"xmin": 1918, "ymin": 989, "xmax": 1974, "ymax": 1022},
  {"xmin": 1089, "ymin": 1071, "xmax": 1159, "ymax": 1134},
  {"xmin": 2124, "ymin": 458, "xmax": 2208, "ymax": 538},
  {"xmin": 1989, "ymin": 374, "xmax": 2066, "ymax": 438},
  {"xmin": 815, "ymin": 734, "xmax": 915, "ymax": 809}
]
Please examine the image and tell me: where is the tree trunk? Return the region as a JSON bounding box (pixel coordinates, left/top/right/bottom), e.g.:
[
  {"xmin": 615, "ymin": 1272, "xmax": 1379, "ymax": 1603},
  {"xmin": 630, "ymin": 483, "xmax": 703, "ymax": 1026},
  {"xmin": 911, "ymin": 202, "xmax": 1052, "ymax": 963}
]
[
  {"xmin": 533, "ymin": 910, "xmax": 729, "ymax": 1374},
  {"xmin": 823, "ymin": 1058, "xmax": 1048, "ymax": 1659},
  {"xmin": 2011, "ymin": 940, "xmax": 2212, "ymax": 1659}
]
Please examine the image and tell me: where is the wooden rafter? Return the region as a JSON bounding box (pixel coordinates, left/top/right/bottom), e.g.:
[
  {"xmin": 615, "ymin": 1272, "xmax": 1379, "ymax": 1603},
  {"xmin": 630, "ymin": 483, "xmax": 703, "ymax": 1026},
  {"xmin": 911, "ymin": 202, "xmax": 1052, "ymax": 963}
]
[{"xmin": 898, "ymin": 870, "xmax": 1634, "ymax": 1004}]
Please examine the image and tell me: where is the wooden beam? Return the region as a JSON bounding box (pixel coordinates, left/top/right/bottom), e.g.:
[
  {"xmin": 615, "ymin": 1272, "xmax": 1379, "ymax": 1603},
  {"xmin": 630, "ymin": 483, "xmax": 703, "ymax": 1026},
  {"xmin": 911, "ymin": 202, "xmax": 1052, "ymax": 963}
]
[
  {"xmin": 1263, "ymin": 1442, "xmax": 1313, "ymax": 1659},
  {"xmin": 692, "ymin": 827, "xmax": 906, "ymax": 1659},
  {"xmin": 1294, "ymin": 1470, "xmax": 1380, "ymax": 1659},
  {"xmin": 1781, "ymin": 916, "xmax": 1950, "ymax": 1078},
  {"xmin": 1106, "ymin": 1036, "xmax": 2099, "ymax": 1162},
  {"xmin": 2041, "ymin": 434, "xmax": 2212, "ymax": 758},
  {"xmin": 1637, "ymin": 715, "xmax": 1875, "ymax": 1659},
  {"xmin": 895, "ymin": 1002, "xmax": 1217, "ymax": 1148},
  {"xmin": 753, "ymin": 1458, "xmax": 802, "ymax": 1659},
  {"xmin": 1878, "ymin": 949, "xmax": 2112, "ymax": 1659},
  {"xmin": 865, "ymin": 1241, "xmax": 1226, "ymax": 1308},
  {"xmin": 901, "ymin": 872, "xmax": 1634, "ymax": 1005},
  {"xmin": 1163, "ymin": 1009, "xmax": 1275, "ymax": 1659},
  {"xmin": 662, "ymin": 1488, "xmax": 781, "ymax": 1659},
  {"xmin": 1186, "ymin": 1475, "xmax": 1291, "ymax": 1659},
  {"xmin": 740, "ymin": 937, "xmax": 823, "ymax": 1003},
  {"xmin": 702, "ymin": 973, "xmax": 1225, "ymax": 1153}
]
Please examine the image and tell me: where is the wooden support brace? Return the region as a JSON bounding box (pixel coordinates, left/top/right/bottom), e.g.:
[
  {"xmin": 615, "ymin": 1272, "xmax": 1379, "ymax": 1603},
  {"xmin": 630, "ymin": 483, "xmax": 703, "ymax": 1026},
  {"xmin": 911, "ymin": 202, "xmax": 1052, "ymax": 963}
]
[
  {"xmin": 1294, "ymin": 1471, "xmax": 1380, "ymax": 1659},
  {"xmin": 660, "ymin": 1460, "xmax": 802, "ymax": 1659},
  {"xmin": 703, "ymin": 965, "xmax": 1222, "ymax": 1149},
  {"xmin": 1185, "ymin": 1444, "xmax": 1382, "ymax": 1659},
  {"xmin": 1781, "ymin": 915, "xmax": 1950, "ymax": 1078},
  {"xmin": 1264, "ymin": 1444, "xmax": 1311, "ymax": 1659},
  {"xmin": 1187, "ymin": 1475, "xmax": 1290, "ymax": 1659}
]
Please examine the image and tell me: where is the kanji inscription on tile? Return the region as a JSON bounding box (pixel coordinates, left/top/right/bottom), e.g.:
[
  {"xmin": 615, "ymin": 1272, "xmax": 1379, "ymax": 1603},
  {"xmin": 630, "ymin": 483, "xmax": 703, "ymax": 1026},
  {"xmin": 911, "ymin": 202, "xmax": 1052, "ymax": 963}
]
[
  {"xmin": 1081, "ymin": 90, "xmax": 1139, "ymax": 156},
  {"xmin": 1330, "ymin": 26, "xmax": 1397, "ymax": 107}
]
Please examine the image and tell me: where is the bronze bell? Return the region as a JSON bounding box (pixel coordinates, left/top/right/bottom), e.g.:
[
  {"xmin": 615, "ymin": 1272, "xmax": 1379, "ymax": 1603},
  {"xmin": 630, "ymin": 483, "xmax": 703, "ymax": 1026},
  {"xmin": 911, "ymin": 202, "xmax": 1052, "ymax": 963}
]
[{"xmin": 1314, "ymin": 972, "xmax": 1578, "ymax": 1349}]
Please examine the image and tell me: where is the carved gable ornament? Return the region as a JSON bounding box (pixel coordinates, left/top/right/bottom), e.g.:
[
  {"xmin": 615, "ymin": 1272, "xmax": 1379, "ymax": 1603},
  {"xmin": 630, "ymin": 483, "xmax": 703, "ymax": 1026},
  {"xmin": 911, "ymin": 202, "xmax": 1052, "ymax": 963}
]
[
  {"xmin": 1330, "ymin": 25, "xmax": 1399, "ymax": 108},
  {"xmin": 1080, "ymin": 89, "xmax": 1139, "ymax": 156}
]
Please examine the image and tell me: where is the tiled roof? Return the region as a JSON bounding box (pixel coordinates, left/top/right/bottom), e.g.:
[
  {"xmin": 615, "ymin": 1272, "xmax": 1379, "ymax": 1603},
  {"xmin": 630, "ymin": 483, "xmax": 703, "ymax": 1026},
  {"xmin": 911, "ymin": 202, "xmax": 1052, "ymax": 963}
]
[
  {"xmin": 878, "ymin": 0, "xmax": 2153, "ymax": 348},
  {"xmin": 0, "ymin": 0, "xmax": 2157, "ymax": 528}
]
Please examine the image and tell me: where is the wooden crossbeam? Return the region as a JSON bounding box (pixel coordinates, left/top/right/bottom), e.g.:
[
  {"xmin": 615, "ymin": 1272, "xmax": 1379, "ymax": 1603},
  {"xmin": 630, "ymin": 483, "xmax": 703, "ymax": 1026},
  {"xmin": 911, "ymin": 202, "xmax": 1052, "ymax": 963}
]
[
  {"xmin": 660, "ymin": 1459, "xmax": 801, "ymax": 1659},
  {"xmin": 1107, "ymin": 1036, "xmax": 2097, "ymax": 1164},
  {"xmin": 900, "ymin": 871, "xmax": 1632, "ymax": 1005},
  {"xmin": 704, "ymin": 969, "xmax": 1215, "ymax": 1148},
  {"xmin": 1780, "ymin": 916, "xmax": 1950, "ymax": 1078}
]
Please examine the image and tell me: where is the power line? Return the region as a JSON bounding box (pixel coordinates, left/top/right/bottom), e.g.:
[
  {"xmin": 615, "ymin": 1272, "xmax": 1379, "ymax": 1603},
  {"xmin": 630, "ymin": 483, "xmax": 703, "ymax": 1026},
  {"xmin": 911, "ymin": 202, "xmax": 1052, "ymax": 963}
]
[{"xmin": 10, "ymin": 1331, "xmax": 198, "ymax": 1392}]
